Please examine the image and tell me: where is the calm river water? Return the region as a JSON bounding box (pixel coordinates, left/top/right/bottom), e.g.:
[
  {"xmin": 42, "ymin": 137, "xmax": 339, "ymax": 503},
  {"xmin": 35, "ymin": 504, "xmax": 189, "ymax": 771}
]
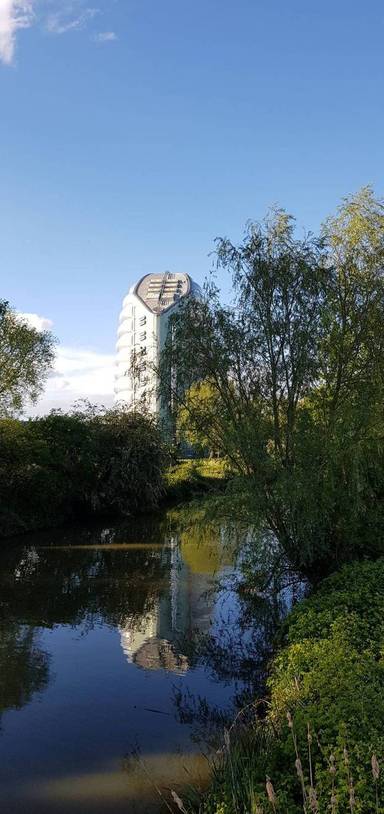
[{"xmin": 0, "ymin": 508, "xmax": 300, "ymax": 813}]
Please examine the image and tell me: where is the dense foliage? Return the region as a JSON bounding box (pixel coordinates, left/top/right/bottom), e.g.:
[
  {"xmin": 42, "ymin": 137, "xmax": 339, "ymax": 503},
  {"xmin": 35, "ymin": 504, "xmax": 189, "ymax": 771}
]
[
  {"xmin": 0, "ymin": 407, "xmax": 167, "ymax": 537},
  {"xmin": 161, "ymin": 188, "xmax": 384, "ymax": 577},
  {"xmin": 177, "ymin": 381, "xmax": 227, "ymax": 457},
  {"xmin": 165, "ymin": 458, "xmax": 229, "ymax": 501},
  {"xmin": 0, "ymin": 301, "xmax": 56, "ymax": 416},
  {"xmin": 200, "ymin": 559, "xmax": 384, "ymax": 814}
]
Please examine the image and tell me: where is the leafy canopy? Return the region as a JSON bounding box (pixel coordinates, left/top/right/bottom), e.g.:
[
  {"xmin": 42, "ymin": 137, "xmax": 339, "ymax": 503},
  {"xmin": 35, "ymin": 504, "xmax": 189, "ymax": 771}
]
[
  {"xmin": 0, "ymin": 406, "xmax": 168, "ymax": 536},
  {"xmin": 0, "ymin": 301, "xmax": 56, "ymax": 417},
  {"xmin": 160, "ymin": 188, "xmax": 384, "ymax": 576}
]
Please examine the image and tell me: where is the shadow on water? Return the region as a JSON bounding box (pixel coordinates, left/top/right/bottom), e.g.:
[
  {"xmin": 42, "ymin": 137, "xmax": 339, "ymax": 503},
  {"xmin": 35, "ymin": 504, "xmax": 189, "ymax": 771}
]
[{"xmin": 0, "ymin": 508, "xmax": 305, "ymax": 812}]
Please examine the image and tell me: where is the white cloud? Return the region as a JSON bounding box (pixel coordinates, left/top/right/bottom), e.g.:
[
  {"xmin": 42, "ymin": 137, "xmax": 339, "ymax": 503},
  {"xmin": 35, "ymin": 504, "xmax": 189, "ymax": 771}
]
[
  {"xmin": 0, "ymin": 0, "xmax": 35, "ymax": 65},
  {"xmin": 30, "ymin": 345, "xmax": 116, "ymax": 415},
  {"xmin": 0, "ymin": 0, "xmax": 118, "ymax": 64},
  {"xmin": 53, "ymin": 346, "xmax": 115, "ymax": 395},
  {"xmin": 18, "ymin": 311, "xmax": 115, "ymax": 415},
  {"xmin": 45, "ymin": 5, "xmax": 99, "ymax": 35},
  {"xmin": 18, "ymin": 311, "xmax": 54, "ymax": 331},
  {"xmin": 93, "ymin": 30, "xmax": 117, "ymax": 43}
]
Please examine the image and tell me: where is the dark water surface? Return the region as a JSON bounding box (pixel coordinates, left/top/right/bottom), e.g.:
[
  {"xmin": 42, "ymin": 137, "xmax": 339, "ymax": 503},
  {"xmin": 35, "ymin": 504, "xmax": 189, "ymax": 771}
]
[{"xmin": 0, "ymin": 508, "xmax": 299, "ymax": 813}]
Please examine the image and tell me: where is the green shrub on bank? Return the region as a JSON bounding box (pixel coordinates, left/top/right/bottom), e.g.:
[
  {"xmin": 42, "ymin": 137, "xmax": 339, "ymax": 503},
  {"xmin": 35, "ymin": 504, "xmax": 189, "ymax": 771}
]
[
  {"xmin": 0, "ymin": 407, "xmax": 167, "ymax": 537},
  {"xmin": 198, "ymin": 559, "xmax": 384, "ymax": 813},
  {"xmin": 164, "ymin": 458, "xmax": 229, "ymax": 502}
]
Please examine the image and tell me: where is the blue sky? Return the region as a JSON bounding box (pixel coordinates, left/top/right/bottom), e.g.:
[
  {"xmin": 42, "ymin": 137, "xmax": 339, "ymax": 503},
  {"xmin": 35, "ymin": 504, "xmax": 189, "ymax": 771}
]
[{"xmin": 1, "ymin": 0, "xmax": 383, "ymax": 410}]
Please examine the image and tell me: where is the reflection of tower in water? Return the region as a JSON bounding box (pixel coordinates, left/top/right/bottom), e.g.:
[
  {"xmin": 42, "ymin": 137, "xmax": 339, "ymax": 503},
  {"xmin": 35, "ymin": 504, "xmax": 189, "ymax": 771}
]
[{"xmin": 119, "ymin": 536, "xmax": 217, "ymax": 674}]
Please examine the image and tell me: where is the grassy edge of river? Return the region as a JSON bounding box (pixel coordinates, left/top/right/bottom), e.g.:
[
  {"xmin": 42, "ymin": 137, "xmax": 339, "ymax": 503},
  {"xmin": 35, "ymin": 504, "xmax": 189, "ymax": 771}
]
[
  {"xmin": 2, "ymin": 449, "xmax": 384, "ymax": 814},
  {"xmin": 3, "ymin": 437, "xmax": 384, "ymax": 813},
  {"xmin": 0, "ymin": 403, "xmax": 229, "ymax": 540},
  {"xmin": 192, "ymin": 557, "xmax": 384, "ymax": 814},
  {"xmin": 163, "ymin": 459, "xmax": 229, "ymax": 503}
]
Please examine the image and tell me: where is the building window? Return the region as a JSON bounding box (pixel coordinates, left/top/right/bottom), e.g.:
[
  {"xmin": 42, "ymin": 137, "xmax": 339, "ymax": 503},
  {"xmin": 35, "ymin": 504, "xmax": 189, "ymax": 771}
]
[
  {"xmin": 139, "ymin": 331, "xmax": 146, "ymax": 341},
  {"xmin": 139, "ymin": 316, "xmax": 146, "ymax": 326}
]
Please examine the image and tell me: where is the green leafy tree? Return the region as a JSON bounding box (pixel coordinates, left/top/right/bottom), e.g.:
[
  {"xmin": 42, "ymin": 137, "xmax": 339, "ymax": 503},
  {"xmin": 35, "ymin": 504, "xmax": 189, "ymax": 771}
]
[
  {"xmin": 0, "ymin": 406, "xmax": 168, "ymax": 536},
  {"xmin": 0, "ymin": 301, "xmax": 56, "ymax": 416},
  {"xmin": 159, "ymin": 189, "xmax": 384, "ymax": 576},
  {"xmin": 177, "ymin": 379, "xmax": 227, "ymax": 456},
  {"xmin": 319, "ymin": 186, "xmax": 384, "ymax": 420}
]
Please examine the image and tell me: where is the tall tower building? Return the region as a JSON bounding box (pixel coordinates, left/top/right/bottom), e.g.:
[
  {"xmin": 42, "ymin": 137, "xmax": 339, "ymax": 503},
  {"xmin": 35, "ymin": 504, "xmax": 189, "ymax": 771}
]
[{"xmin": 115, "ymin": 271, "xmax": 201, "ymax": 417}]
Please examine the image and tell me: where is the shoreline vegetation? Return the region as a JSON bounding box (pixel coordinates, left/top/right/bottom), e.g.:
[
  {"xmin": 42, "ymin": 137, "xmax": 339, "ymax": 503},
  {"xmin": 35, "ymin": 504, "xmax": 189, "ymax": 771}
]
[
  {"xmin": 164, "ymin": 458, "xmax": 229, "ymax": 502},
  {"xmin": 193, "ymin": 558, "xmax": 384, "ymax": 813},
  {"xmin": 2, "ymin": 188, "xmax": 384, "ymax": 812},
  {"xmin": 160, "ymin": 188, "xmax": 384, "ymax": 813},
  {"xmin": 0, "ymin": 407, "xmax": 167, "ymax": 539},
  {"xmin": 0, "ymin": 408, "xmax": 229, "ymax": 539}
]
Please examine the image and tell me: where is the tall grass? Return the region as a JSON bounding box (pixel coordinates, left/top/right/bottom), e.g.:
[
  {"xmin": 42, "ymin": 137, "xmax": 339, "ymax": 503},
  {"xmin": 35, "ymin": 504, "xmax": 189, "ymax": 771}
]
[{"xmin": 169, "ymin": 712, "xmax": 382, "ymax": 814}]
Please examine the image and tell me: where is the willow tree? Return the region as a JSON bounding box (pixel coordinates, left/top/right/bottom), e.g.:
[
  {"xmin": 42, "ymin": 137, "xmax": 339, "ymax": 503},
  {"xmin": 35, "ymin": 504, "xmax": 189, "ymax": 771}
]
[
  {"xmin": 177, "ymin": 379, "xmax": 231, "ymax": 457},
  {"xmin": 162, "ymin": 208, "xmax": 326, "ymax": 470},
  {"xmin": 160, "ymin": 189, "xmax": 384, "ymax": 576}
]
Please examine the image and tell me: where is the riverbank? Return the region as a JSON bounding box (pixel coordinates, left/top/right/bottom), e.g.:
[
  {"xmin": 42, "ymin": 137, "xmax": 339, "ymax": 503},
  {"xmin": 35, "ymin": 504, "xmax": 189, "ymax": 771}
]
[
  {"xmin": 196, "ymin": 557, "xmax": 384, "ymax": 813},
  {"xmin": 164, "ymin": 458, "xmax": 229, "ymax": 503},
  {"xmin": 0, "ymin": 407, "xmax": 229, "ymax": 538},
  {"xmin": 0, "ymin": 409, "xmax": 168, "ymax": 538},
  {"xmin": 0, "ymin": 505, "xmax": 243, "ymax": 814}
]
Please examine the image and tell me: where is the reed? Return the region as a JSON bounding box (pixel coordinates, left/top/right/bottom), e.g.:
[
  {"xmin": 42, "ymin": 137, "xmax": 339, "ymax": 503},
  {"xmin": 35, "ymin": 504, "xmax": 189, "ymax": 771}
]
[{"xmin": 179, "ymin": 713, "xmax": 382, "ymax": 814}]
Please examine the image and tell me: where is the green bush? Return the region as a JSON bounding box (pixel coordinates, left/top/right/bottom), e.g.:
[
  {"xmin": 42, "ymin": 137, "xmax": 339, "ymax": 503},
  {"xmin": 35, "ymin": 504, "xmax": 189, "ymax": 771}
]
[
  {"xmin": 164, "ymin": 458, "xmax": 229, "ymax": 502},
  {"xmin": 199, "ymin": 559, "xmax": 384, "ymax": 813},
  {"xmin": 0, "ymin": 407, "xmax": 167, "ymax": 537}
]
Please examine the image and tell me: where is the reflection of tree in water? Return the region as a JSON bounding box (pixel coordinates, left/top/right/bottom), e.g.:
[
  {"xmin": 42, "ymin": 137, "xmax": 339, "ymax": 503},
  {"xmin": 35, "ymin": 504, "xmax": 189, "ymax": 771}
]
[
  {"xmin": 172, "ymin": 608, "xmax": 272, "ymax": 749},
  {"xmin": 0, "ymin": 518, "xmax": 172, "ymax": 631},
  {"xmin": 0, "ymin": 508, "xmax": 306, "ymax": 750},
  {"xmin": 0, "ymin": 622, "xmax": 49, "ymax": 727},
  {"xmin": 0, "ymin": 516, "xmax": 174, "ymax": 724},
  {"xmin": 0, "ymin": 508, "xmax": 238, "ymax": 737},
  {"xmin": 172, "ymin": 528, "xmax": 307, "ymax": 747}
]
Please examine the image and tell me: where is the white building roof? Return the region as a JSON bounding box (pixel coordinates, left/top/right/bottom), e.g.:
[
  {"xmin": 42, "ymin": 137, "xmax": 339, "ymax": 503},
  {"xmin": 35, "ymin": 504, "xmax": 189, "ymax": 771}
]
[{"xmin": 134, "ymin": 272, "xmax": 191, "ymax": 314}]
